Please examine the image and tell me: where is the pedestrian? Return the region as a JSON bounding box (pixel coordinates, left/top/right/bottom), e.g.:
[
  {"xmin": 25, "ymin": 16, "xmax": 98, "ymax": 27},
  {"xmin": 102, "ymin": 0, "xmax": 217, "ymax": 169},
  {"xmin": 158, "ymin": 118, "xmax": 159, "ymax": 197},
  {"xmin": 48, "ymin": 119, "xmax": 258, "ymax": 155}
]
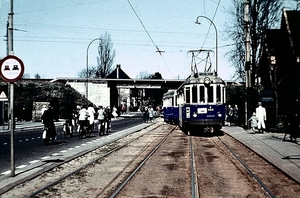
[
  {"xmin": 112, "ymin": 105, "xmax": 118, "ymax": 119},
  {"xmin": 248, "ymin": 112, "xmax": 258, "ymax": 133},
  {"xmin": 256, "ymin": 102, "xmax": 267, "ymax": 133},
  {"xmin": 74, "ymin": 105, "xmax": 81, "ymax": 132},
  {"xmin": 87, "ymin": 104, "xmax": 96, "ymax": 133},
  {"xmin": 226, "ymin": 104, "xmax": 233, "ymax": 126},
  {"xmin": 233, "ymin": 104, "xmax": 239, "ymax": 126},
  {"xmin": 41, "ymin": 104, "xmax": 48, "ymax": 116},
  {"xmin": 105, "ymin": 106, "xmax": 112, "ymax": 134},
  {"xmin": 149, "ymin": 105, "xmax": 154, "ymax": 122},
  {"xmin": 142, "ymin": 105, "xmax": 149, "ymax": 122},
  {"xmin": 63, "ymin": 102, "xmax": 75, "ymax": 136},
  {"xmin": 78, "ymin": 105, "xmax": 89, "ymax": 136},
  {"xmin": 97, "ymin": 106, "xmax": 106, "ymax": 136},
  {"xmin": 41, "ymin": 105, "xmax": 56, "ymax": 141}
]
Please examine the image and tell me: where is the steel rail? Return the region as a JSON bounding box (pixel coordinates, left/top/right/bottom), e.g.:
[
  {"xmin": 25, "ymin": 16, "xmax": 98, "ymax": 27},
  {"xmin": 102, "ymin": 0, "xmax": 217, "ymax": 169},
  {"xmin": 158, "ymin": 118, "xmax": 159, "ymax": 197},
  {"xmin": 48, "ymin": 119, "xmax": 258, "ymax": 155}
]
[
  {"xmin": 109, "ymin": 126, "xmax": 177, "ymax": 198},
  {"xmin": 189, "ymin": 136, "xmax": 199, "ymax": 198},
  {"xmin": 217, "ymin": 136, "xmax": 275, "ymax": 198}
]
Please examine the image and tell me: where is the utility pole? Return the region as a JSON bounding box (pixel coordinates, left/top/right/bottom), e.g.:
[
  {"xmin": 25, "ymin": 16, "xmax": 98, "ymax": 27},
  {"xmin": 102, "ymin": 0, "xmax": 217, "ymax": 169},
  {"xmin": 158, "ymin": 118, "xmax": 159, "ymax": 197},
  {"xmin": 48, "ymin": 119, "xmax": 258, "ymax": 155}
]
[
  {"xmin": 244, "ymin": 0, "xmax": 251, "ymax": 125},
  {"xmin": 8, "ymin": 0, "xmax": 13, "ymax": 55},
  {"xmin": 8, "ymin": 0, "xmax": 15, "ymax": 177}
]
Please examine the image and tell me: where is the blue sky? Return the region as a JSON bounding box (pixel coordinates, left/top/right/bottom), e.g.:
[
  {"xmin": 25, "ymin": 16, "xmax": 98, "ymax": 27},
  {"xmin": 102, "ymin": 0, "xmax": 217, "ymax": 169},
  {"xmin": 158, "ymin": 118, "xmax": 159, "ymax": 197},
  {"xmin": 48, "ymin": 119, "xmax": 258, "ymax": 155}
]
[{"xmin": 0, "ymin": 0, "xmax": 295, "ymax": 80}]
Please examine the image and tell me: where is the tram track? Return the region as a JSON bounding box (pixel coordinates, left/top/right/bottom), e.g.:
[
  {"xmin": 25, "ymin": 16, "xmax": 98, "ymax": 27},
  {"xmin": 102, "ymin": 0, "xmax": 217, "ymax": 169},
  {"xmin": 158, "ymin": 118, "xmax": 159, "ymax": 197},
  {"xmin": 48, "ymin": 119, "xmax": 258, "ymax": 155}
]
[
  {"xmin": 191, "ymin": 132, "xmax": 300, "ymax": 197},
  {"xmin": 192, "ymin": 134, "xmax": 270, "ymax": 197},
  {"xmin": 218, "ymin": 133, "xmax": 300, "ymax": 197},
  {"xmin": 109, "ymin": 125, "xmax": 176, "ymax": 197},
  {"xmin": 216, "ymin": 136, "xmax": 275, "ymax": 197},
  {"xmin": 3, "ymin": 122, "xmax": 299, "ymax": 197},
  {"xmin": 1, "ymin": 120, "xmax": 167, "ymax": 198}
]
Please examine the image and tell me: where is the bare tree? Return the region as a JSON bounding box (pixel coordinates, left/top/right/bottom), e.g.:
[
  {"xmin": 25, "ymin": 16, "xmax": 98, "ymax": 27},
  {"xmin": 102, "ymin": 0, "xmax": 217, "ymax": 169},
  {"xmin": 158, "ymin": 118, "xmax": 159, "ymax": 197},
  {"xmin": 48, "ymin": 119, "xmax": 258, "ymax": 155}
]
[
  {"xmin": 78, "ymin": 32, "xmax": 115, "ymax": 78},
  {"xmin": 137, "ymin": 71, "xmax": 152, "ymax": 79},
  {"xmin": 34, "ymin": 73, "xmax": 41, "ymax": 79},
  {"xmin": 225, "ymin": 0, "xmax": 282, "ymax": 84},
  {"xmin": 96, "ymin": 32, "xmax": 115, "ymax": 78}
]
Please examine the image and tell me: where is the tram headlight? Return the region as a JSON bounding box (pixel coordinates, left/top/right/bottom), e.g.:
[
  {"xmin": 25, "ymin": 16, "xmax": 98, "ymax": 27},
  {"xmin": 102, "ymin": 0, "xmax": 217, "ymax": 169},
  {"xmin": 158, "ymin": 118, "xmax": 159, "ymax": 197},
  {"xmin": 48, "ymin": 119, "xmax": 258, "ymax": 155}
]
[
  {"xmin": 193, "ymin": 112, "xmax": 197, "ymax": 117},
  {"xmin": 204, "ymin": 77, "xmax": 211, "ymax": 85},
  {"xmin": 217, "ymin": 112, "xmax": 222, "ymax": 117}
]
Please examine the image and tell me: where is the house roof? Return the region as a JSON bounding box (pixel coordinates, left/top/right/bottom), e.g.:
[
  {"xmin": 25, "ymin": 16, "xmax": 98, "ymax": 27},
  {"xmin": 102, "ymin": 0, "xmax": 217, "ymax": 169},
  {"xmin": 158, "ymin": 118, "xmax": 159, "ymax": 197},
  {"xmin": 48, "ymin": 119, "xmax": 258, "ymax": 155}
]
[
  {"xmin": 264, "ymin": 29, "xmax": 282, "ymax": 57},
  {"xmin": 282, "ymin": 9, "xmax": 300, "ymax": 56},
  {"xmin": 106, "ymin": 64, "xmax": 131, "ymax": 79}
]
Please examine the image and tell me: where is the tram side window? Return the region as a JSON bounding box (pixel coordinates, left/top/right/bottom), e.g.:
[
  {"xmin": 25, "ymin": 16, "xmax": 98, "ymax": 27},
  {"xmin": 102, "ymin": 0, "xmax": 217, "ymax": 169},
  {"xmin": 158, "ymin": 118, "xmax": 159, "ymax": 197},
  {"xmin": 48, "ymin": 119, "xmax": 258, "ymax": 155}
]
[
  {"xmin": 171, "ymin": 98, "xmax": 174, "ymax": 106},
  {"xmin": 192, "ymin": 85, "xmax": 197, "ymax": 103},
  {"xmin": 217, "ymin": 85, "xmax": 221, "ymax": 103},
  {"xmin": 208, "ymin": 86, "xmax": 213, "ymax": 103},
  {"xmin": 199, "ymin": 86, "xmax": 204, "ymax": 103},
  {"xmin": 185, "ymin": 87, "xmax": 190, "ymax": 103}
]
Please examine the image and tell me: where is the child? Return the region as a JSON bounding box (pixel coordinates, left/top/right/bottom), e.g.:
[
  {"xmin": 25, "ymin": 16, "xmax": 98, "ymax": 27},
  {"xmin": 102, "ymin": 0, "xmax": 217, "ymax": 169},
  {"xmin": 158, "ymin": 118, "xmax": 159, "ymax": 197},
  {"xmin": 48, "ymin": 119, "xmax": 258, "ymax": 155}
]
[{"xmin": 248, "ymin": 112, "xmax": 258, "ymax": 132}]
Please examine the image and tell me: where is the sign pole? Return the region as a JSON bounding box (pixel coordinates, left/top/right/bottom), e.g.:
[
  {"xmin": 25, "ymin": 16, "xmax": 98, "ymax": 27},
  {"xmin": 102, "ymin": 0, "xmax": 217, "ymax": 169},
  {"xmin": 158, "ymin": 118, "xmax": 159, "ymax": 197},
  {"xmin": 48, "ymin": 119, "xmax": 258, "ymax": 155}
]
[
  {"xmin": 0, "ymin": 55, "xmax": 24, "ymax": 177},
  {"xmin": 9, "ymin": 83, "xmax": 14, "ymax": 176}
]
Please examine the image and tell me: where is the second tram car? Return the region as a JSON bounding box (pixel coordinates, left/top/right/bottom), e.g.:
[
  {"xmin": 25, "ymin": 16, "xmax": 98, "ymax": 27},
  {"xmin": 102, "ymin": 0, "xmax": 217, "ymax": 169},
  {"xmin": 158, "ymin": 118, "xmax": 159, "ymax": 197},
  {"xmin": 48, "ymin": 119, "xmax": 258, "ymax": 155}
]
[
  {"xmin": 162, "ymin": 90, "xmax": 179, "ymax": 124},
  {"xmin": 177, "ymin": 72, "xmax": 226, "ymax": 134}
]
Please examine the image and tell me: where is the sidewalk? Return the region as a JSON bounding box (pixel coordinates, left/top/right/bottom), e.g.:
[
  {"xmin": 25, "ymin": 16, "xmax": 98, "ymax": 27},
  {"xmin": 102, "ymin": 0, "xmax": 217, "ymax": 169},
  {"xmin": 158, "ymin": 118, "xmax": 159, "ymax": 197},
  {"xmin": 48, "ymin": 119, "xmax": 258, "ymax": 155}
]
[{"xmin": 223, "ymin": 126, "xmax": 300, "ymax": 183}]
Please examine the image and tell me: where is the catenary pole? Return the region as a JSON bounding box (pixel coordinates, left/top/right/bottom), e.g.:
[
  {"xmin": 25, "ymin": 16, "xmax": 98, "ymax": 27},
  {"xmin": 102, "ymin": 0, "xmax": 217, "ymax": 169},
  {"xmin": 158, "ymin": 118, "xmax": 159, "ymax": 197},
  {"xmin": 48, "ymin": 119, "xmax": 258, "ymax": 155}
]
[{"xmin": 244, "ymin": 0, "xmax": 251, "ymax": 126}]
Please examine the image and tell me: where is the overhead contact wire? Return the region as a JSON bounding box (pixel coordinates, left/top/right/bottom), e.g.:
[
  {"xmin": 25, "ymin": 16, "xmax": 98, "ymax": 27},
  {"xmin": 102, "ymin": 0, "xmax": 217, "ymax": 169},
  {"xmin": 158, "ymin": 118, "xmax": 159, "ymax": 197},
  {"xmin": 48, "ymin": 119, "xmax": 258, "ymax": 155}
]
[{"xmin": 127, "ymin": 0, "xmax": 174, "ymax": 78}]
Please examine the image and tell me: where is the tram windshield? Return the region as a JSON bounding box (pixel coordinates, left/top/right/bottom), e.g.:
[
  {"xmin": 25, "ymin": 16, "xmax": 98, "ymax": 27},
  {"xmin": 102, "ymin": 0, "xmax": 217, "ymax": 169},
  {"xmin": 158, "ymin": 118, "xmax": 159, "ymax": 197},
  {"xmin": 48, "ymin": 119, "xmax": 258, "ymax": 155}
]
[{"xmin": 184, "ymin": 84, "xmax": 225, "ymax": 104}]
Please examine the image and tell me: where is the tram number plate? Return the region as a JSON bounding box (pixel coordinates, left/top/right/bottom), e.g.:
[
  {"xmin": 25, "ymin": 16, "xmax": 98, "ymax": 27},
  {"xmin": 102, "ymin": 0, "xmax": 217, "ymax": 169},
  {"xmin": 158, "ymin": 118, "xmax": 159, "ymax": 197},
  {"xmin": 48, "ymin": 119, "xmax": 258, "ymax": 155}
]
[{"xmin": 197, "ymin": 108, "xmax": 207, "ymax": 114}]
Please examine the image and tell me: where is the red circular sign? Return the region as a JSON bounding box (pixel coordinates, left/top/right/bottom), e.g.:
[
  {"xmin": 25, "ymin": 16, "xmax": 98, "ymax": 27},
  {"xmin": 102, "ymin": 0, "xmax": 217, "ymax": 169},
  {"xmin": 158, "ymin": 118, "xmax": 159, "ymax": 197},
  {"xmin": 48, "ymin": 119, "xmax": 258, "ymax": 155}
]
[{"xmin": 0, "ymin": 55, "xmax": 25, "ymax": 82}]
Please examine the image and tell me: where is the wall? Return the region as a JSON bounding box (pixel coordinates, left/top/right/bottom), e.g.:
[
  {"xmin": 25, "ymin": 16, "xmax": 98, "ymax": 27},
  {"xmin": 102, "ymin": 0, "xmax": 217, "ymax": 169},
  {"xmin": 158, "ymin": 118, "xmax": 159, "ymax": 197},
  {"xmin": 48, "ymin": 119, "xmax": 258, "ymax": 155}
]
[{"xmin": 68, "ymin": 81, "xmax": 110, "ymax": 107}]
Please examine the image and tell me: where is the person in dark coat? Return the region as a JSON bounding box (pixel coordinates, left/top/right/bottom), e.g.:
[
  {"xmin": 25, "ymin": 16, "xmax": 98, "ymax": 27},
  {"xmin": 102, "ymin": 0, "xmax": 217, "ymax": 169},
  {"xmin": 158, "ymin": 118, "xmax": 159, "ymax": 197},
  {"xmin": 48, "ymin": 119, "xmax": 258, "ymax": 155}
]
[
  {"xmin": 105, "ymin": 106, "xmax": 112, "ymax": 134},
  {"xmin": 41, "ymin": 105, "xmax": 56, "ymax": 140}
]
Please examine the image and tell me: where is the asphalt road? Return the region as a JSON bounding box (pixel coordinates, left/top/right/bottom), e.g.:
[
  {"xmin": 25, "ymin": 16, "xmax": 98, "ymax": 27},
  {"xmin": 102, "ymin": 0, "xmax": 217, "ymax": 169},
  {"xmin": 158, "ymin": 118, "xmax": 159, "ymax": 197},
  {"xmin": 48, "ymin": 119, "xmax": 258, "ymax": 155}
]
[{"xmin": 0, "ymin": 117, "xmax": 143, "ymax": 175}]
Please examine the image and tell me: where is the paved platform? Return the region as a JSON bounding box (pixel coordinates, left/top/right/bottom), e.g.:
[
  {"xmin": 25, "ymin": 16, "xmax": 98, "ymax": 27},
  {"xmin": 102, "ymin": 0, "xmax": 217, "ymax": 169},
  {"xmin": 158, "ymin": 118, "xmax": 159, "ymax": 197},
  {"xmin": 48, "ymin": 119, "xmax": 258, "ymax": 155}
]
[{"xmin": 222, "ymin": 126, "xmax": 300, "ymax": 184}]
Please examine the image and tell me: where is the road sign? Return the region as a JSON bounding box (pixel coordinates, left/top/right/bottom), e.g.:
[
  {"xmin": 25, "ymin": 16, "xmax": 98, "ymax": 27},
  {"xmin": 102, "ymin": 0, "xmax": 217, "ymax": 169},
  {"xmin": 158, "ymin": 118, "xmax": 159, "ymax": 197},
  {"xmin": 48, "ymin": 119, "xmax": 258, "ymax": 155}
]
[
  {"xmin": 0, "ymin": 55, "xmax": 24, "ymax": 83},
  {"xmin": 0, "ymin": 91, "xmax": 8, "ymax": 101}
]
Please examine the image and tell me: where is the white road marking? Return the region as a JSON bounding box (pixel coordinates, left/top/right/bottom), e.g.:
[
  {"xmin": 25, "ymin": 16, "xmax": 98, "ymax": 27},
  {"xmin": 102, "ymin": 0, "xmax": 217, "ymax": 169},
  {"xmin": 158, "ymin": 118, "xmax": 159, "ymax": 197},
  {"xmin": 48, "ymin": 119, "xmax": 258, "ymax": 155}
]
[
  {"xmin": 16, "ymin": 165, "xmax": 27, "ymax": 169},
  {"xmin": 1, "ymin": 170, "xmax": 11, "ymax": 175},
  {"xmin": 29, "ymin": 160, "xmax": 40, "ymax": 164}
]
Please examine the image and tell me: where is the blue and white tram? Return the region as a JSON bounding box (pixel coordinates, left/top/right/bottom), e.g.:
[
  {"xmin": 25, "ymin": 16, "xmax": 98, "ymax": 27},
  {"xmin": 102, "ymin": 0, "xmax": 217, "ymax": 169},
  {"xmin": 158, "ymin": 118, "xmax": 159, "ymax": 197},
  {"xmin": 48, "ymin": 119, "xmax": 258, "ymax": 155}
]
[
  {"xmin": 162, "ymin": 90, "xmax": 179, "ymax": 124},
  {"xmin": 177, "ymin": 72, "xmax": 226, "ymax": 134}
]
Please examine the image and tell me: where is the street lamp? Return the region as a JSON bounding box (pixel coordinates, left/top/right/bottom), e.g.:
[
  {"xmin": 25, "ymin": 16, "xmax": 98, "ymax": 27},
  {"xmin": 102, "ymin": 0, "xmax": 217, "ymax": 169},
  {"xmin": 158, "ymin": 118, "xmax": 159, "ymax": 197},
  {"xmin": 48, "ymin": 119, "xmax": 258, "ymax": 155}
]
[
  {"xmin": 195, "ymin": 16, "xmax": 218, "ymax": 74},
  {"xmin": 86, "ymin": 38, "xmax": 102, "ymax": 102}
]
